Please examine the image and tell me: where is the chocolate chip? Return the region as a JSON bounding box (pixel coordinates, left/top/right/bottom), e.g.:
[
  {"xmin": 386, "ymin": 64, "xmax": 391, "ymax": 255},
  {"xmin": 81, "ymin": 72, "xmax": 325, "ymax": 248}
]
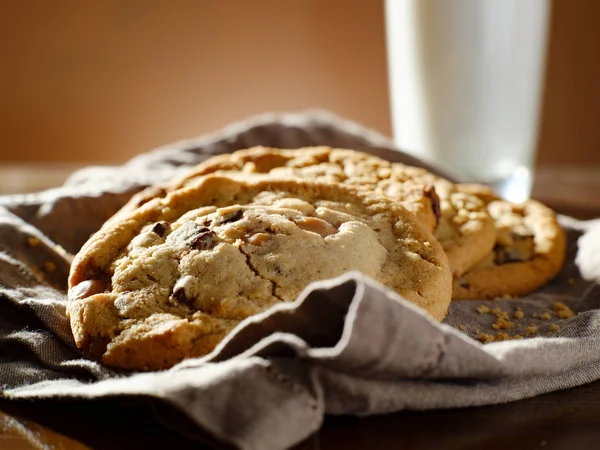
[
  {"xmin": 190, "ymin": 230, "xmax": 217, "ymax": 250},
  {"xmin": 424, "ymin": 184, "xmax": 442, "ymax": 225},
  {"xmin": 168, "ymin": 221, "xmax": 218, "ymax": 250},
  {"xmin": 218, "ymin": 209, "xmax": 243, "ymax": 224},
  {"xmin": 171, "ymin": 276, "xmax": 196, "ymax": 303},
  {"xmin": 85, "ymin": 265, "xmax": 108, "ymax": 281},
  {"xmin": 151, "ymin": 221, "xmax": 170, "ymax": 237},
  {"xmin": 494, "ymin": 244, "xmax": 526, "ymax": 265},
  {"xmin": 171, "ymin": 286, "xmax": 191, "ymax": 303},
  {"xmin": 169, "ymin": 222, "xmax": 205, "ymax": 241}
]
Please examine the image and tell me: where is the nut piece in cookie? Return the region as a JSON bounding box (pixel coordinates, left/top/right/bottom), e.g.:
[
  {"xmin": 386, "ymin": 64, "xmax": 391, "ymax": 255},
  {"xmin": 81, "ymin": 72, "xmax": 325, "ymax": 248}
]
[
  {"xmin": 379, "ymin": 164, "xmax": 497, "ymax": 276},
  {"xmin": 433, "ymin": 190, "xmax": 496, "ymax": 276},
  {"xmin": 67, "ymin": 175, "xmax": 452, "ymax": 371}
]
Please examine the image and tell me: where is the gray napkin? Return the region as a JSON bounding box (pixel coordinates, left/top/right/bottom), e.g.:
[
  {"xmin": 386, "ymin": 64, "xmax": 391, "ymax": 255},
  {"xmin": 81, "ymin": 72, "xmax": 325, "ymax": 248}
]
[{"xmin": 2, "ymin": 111, "xmax": 600, "ymax": 450}]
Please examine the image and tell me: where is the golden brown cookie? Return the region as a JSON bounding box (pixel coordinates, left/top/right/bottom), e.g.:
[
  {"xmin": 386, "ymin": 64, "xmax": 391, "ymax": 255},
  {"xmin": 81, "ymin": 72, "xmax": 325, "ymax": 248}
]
[
  {"xmin": 121, "ymin": 147, "xmax": 495, "ymax": 275},
  {"xmin": 68, "ymin": 174, "xmax": 452, "ymax": 371},
  {"xmin": 433, "ymin": 190, "xmax": 497, "ymax": 277},
  {"xmin": 377, "ymin": 164, "xmax": 497, "ymax": 276},
  {"xmin": 122, "ymin": 146, "xmax": 441, "ymax": 234},
  {"xmin": 452, "ymin": 199, "xmax": 566, "ymax": 300}
]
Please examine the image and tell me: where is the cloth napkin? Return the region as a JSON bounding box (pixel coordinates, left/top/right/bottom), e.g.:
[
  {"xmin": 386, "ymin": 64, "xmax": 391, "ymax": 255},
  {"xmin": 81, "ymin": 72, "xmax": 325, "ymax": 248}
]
[{"xmin": 2, "ymin": 111, "xmax": 600, "ymax": 450}]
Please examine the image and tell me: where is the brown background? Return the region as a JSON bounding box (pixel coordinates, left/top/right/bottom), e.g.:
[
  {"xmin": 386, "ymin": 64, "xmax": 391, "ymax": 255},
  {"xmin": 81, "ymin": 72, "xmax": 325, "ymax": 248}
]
[{"xmin": 1, "ymin": 0, "xmax": 599, "ymax": 165}]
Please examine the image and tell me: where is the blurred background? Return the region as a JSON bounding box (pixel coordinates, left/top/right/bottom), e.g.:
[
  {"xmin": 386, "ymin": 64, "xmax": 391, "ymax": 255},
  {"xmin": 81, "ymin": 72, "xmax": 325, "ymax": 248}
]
[{"xmin": 1, "ymin": 0, "xmax": 599, "ymax": 166}]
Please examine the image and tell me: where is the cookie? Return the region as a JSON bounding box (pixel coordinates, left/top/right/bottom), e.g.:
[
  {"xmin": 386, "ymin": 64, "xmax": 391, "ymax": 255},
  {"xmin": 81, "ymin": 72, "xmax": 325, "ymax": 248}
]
[
  {"xmin": 122, "ymin": 146, "xmax": 495, "ymax": 275},
  {"xmin": 452, "ymin": 199, "xmax": 566, "ymax": 300},
  {"xmin": 123, "ymin": 146, "xmax": 441, "ymax": 234},
  {"xmin": 434, "ymin": 190, "xmax": 497, "ymax": 277},
  {"xmin": 377, "ymin": 164, "xmax": 496, "ymax": 275},
  {"xmin": 68, "ymin": 174, "xmax": 452, "ymax": 370}
]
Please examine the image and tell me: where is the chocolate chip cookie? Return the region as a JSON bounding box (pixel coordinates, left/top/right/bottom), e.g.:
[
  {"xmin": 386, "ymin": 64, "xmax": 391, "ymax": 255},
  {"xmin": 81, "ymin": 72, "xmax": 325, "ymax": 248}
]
[
  {"xmin": 68, "ymin": 174, "xmax": 452, "ymax": 370},
  {"xmin": 124, "ymin": 146, "xmax": 441, "ymax": 234},
  {"xmin": 122, "ymin": 146, "xmax": 495, "ymax": 275},
  {"xmin": 452, "ymin": 199, "xmax": 566, "ymax": 300}
]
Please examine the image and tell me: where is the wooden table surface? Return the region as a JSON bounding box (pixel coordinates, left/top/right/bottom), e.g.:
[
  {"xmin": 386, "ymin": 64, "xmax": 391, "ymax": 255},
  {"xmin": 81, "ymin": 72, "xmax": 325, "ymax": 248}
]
[{"xmin": 1, "ymin": 164, "xmax": 600, "ymax": 450}]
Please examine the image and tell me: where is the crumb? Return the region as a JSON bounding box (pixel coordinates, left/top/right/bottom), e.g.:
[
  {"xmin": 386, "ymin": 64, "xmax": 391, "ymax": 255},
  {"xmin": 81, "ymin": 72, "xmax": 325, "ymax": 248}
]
[
  {"xmin": 512, "ymin": 334, "xmax": 523, "ymax": 340},
  {"xmin": 531, "ymin": 313, "xmax": 538, "ymax": 319},
  {"xmin": 458, "ymin": 325, "xmax": 467, "ymax": 331},
  {"xmin": 478, "ymin": 333, "xmax": 495, "ymax": 344},
  {"xmin": 550, "ymin": 324, "xmax": 560, "ymax": 332},
  {"xmin": 553, "ymin": 302, "xmax": 575, "ymax": 319},
  {"xmin": 27, "ymin": 237, "xmax": 40, "ymax": 247},
  {"xmin": 490, "ymin": 307, "xmax": 502, "ymax": 315},
  {"xmin": 495, "ymin": 310, "xmax": 510, "ymax": 320},
  {"xmin": 477, "ymin": 305, "xmax": 490, "ymax": 314},
  {"xmin": 43, "ymin": 261, "xmax": 56, "ymax": 273},
  {"xmin": 526, "ymin": 325, "xmax": 538, "ymax": 336},
  {"xmin": 560, "ymin": 311, "xmax": 573, "ymax": 319},
  {"xmin": 514, "ymin": 310, "xmax": 524, "ymax": 320},
  {"xmin": 495, "ymin": 332, "xmax": 510, "ymax": 341},
  {"xmin": 493, "ymin": 317, "xmax": 515, "ymax": 330},
  {"xmin": 539, "ymin": 312, "xmax": 552, "ymax": 320}
]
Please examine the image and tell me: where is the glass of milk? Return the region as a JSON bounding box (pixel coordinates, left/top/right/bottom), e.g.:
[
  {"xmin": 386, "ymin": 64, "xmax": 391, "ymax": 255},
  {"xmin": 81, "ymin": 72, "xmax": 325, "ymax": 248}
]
[{"xmin": 385, "ymin": 0, "xmax": 552, "ymax": 202}]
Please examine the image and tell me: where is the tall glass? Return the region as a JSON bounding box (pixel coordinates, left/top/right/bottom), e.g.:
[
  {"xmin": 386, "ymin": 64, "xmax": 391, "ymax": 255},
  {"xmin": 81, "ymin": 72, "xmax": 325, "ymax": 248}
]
[{"xmin": 385, "ymin": 0, "xmax": 551, "ymax": 202}]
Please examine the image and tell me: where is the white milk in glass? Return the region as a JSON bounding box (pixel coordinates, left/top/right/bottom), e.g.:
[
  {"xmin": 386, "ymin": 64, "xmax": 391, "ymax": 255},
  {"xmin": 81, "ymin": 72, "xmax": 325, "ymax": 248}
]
[{"xmin": 385, "ymin": 0, "xmax": 551, "ymax": 202}]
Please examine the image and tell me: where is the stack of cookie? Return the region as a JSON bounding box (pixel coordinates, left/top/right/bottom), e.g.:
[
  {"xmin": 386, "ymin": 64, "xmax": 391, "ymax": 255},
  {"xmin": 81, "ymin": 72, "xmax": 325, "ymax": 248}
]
[{"xmin": 67, "ymin": 147, "xmax": 565, "ymax": 370}]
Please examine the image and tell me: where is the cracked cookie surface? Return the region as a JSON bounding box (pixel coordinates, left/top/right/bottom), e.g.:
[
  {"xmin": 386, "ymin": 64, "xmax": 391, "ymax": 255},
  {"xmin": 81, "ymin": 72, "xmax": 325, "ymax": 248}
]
[
  {"xmin": 122, "ymin": 146, "xmax": 495, "ymax": 275},
  {"xmin": 68, "ymin": 175, "xmax": 452, "ymax": 371},
  {"xmin": 452, "ymin": 199, "xmax": 566, "ymax": 300}
]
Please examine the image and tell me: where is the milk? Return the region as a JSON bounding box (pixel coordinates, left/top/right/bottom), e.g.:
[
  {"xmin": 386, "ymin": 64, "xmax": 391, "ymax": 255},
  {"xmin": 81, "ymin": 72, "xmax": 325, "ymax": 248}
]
[{"xmin": 385, "ymin": 0, "xmax": 551, "ymax": 202}]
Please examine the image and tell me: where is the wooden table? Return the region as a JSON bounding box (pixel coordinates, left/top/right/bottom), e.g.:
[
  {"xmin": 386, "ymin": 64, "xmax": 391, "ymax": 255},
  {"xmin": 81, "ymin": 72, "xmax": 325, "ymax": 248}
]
[{"xmin": 2, "ymin": 164, "xmax": 600, "ymax": 450}]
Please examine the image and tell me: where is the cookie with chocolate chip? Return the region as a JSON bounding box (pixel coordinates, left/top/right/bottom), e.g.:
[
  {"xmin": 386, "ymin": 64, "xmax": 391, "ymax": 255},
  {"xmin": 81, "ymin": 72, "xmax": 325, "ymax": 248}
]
[
  {"xmin": 68, "ymin": 174, "xmax": 452, "ymax": 371},
  {"xmin": 123, "ymin": 146, "xmax": 442, "ymax": 234},
  {"xmin": 121, "ymin": 146, "xmax": 495, "ymax": 275},
  {"xmin": 452, "ymin": 199, "xmax": 566, "ymax": 300}
]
